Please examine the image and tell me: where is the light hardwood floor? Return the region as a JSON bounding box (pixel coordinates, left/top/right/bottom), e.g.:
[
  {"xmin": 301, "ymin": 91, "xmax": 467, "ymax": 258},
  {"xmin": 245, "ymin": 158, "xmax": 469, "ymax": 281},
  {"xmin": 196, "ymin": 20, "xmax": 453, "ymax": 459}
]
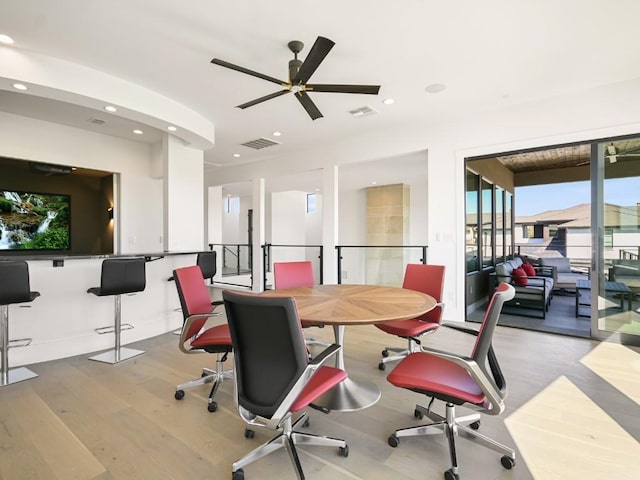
[{"xmin": 1, "ymin": 303, "xmax": 639, "ymax": 480}]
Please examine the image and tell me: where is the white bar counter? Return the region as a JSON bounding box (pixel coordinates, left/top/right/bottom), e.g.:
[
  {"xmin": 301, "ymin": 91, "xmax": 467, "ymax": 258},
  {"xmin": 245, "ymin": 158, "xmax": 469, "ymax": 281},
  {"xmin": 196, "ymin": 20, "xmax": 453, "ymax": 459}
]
[{"xmin": 0, "ymin": 252, "xmax": 207, "ymax": 367}]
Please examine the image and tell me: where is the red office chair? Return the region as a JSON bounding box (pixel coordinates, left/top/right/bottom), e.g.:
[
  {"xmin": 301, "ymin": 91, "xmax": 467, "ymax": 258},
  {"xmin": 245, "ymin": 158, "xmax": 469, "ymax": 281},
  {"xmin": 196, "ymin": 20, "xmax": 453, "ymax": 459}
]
[
  {"xmin": 273, "ymin": 261, "xmax": 329, "ymax": 348},
  {"xmin": 386, "ymin": 282, "xmax": 516, "ymax": 480},
  {"xmin": 173, "ymin": 265, "xmax": 232, "ymax": 413},
  {"xmin": 222, "ymin": 289, "xmax": 349, "ymax": 480},
  {"xmin": 376, "ymin": 264, "xmax": 445, "ymax": 371}
]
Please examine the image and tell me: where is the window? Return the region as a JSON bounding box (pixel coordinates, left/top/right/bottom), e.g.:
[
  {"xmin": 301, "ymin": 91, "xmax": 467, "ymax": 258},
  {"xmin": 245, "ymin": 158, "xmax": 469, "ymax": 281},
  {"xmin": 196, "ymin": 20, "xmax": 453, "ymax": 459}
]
[
  {"xmin": 465, "ymin": 170, "xmax": 480, "ymax": 273},
  {"xmin": 481, "ymin": 179, "xmax": 494, "ymax": 268},
  {"xmin": 465, "ymin": 166, "xmax": 514, "ymax": 272},
  {"xmin": 306, "ymin": 193, "xmax": 316, "ymax": 213},
  {"xmin": 224, "ymin": 196, "xmax": 240, "ymax": 214}
]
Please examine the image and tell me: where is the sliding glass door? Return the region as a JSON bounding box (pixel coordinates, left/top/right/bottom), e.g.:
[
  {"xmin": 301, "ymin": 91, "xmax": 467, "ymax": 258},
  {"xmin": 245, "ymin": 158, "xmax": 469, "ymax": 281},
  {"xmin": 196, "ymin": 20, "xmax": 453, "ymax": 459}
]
[{"xmin": 592, "ymin": 137, "xmax": 640, "ymax": 343}]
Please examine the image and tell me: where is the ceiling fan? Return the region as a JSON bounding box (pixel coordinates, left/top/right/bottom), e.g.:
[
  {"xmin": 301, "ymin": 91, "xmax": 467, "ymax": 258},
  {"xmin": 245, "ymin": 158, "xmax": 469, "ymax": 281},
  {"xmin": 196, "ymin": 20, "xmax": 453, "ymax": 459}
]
[{"xmin": 210, "ymin": 36, "xmax": 381, "ymax": 120}]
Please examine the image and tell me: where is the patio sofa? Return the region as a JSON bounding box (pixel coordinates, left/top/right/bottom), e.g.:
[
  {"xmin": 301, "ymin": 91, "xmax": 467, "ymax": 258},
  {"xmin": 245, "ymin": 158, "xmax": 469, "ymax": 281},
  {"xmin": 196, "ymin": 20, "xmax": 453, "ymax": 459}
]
[
  {"xmin": 492, "ymin": 257, "xmax": 554, "ymax": 318},
  {"xmin": 538, "ymin": 256, "xmax": 589, "ymax": 293},
  {"xmin": 609, "ymin": 259, "xmax": 640, "ymax": 295}
]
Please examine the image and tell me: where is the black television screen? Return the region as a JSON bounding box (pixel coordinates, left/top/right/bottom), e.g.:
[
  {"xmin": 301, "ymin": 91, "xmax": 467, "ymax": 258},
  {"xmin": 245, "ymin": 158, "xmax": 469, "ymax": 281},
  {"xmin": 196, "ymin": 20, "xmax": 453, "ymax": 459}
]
[{"xmin": 0, "ymin": 190, "xmax": 71, "ymax": 251}]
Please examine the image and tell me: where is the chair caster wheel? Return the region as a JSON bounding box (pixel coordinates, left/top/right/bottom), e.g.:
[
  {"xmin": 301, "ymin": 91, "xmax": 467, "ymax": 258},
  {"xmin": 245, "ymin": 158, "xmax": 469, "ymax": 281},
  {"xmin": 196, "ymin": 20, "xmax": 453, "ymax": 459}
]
[
  {"xmin": 339, "ymin": 445, "xmax": 349, "ymax": 457},
  {"xmin": 174, "ymin": 390, "xmax": 185, "ymax": 400},
  {"xmin": 414, "ymin": 409, "xmax": 424, "ymax": 419},
  {"xmin": 207, "ymin": 401, "xmax": 217, "ymax": 412},
  {"xmin": 470, "ymin": 420, "xmax": 480, "ymax": 430},
  {"xmin": 381, "ymin": 349, "xmax": 389, "ymax": 358},
  {"xmin": 232, "ymin": 468, "xmax": 244, "ymax": 480},
  {"xmin": 444, "ymin": 468, "xmax": 459, "ymax": 480},
  {"xmin": 501, "ymin": 455, "xmax": 515, "ymax": 469},
  {"xmin": 388, "ymin": 435, "xmax": 399, "ymax": 448},
  {"xmin": 378, "ymin": 362, "xmax": 386, "ymax": 371},
  {"xmin": 244, "ymin": 429, "xmax": 255, "ymax": 439}
]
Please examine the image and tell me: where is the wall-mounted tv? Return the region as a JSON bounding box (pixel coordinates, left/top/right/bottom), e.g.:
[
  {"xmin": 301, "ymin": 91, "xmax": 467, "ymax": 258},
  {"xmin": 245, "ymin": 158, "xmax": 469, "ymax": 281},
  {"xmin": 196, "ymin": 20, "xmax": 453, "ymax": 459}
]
[{"xmin": 0, "ymin": 190, "xmax": 71, "ymax": 251}]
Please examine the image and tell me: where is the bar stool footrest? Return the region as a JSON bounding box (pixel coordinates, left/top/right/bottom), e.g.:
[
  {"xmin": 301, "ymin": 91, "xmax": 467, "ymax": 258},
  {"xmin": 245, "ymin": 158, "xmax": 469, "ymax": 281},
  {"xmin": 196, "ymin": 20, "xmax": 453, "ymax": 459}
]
[
  {"xmin": 0, "ymin": 366, "xmax": 39, "ymax": 387},
  {"xmin": 8, "ymin": 337, "xmax": 33, "ymax": 348},
  {"xmin": 94, "ymin": 324, "xmax": 134, "ymax": 335},
  {"xmin": 88, "ymin": 347, "xmax": 145, "ymax": 364}
]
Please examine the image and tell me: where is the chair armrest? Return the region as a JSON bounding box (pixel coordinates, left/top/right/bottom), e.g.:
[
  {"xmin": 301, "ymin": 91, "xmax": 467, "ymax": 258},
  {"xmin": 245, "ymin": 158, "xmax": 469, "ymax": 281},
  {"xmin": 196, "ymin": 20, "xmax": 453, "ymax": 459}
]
[
  {"xmin": 419, "ymin": 345, "xmax": 505, "ymax": 415},
  {"xmin": 309, "ymin": 343, "xmax": 341, "ymax": 366},
  {"xmin": 534, "ymin": 265, "xmax": 557, "ymax": 281},
  {"xmin": 269, "ymin": 343, "xmax": 343, "ymax": 421},
  {"xmin": 178, "ymin": 312, "xmax": 223, "ymax": 354},
  {"xmin": 442, "ymin": 323, "xmax": 479, "ymax": 336}
]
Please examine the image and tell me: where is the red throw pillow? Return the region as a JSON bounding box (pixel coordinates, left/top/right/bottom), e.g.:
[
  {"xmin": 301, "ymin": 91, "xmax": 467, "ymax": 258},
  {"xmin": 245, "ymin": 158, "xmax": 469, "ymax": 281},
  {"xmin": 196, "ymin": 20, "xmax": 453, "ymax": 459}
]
[
  {"xmin": 522, "ymin": 262, "xmax": 536, "ymax": 277},
  {"xmin": 512, "ymin": 267, "xmax": 528, "ymax": 286}
]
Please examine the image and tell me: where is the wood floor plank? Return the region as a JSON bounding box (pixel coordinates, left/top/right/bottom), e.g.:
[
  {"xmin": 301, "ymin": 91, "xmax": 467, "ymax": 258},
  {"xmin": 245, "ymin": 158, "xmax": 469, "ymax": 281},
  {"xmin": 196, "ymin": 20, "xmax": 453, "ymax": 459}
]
[{"xmin": 4, "ymin": 388, "xmax": 105, "ymax": 479}]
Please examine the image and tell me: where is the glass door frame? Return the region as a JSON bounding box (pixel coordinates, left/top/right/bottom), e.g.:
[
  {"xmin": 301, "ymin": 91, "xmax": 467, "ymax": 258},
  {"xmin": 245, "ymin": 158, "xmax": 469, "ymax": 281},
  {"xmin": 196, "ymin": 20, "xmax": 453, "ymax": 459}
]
[{"xmin": 591, "ymin": 140, "xmax": 640, "ymax": 346}]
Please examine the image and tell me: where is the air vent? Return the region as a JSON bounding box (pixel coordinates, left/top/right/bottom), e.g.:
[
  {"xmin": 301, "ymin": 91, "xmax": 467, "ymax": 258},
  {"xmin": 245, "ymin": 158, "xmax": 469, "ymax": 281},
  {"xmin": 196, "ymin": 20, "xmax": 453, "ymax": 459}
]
[
  {"xmin": 348, "ymin": 106, "xmax": 378, "ymax": 117},
  {"xmin": 88, "ymin": 117, "xmax": 107, "ymax": 125},
  {"xmin": 241, "ymin": 137, "xmax": 281, "ymax": 150}
]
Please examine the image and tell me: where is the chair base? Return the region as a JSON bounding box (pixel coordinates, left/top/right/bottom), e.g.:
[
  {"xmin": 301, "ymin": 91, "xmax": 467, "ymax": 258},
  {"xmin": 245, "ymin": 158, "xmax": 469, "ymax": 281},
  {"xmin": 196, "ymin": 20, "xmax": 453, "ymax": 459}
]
[
  {"xmin": 175, "ymin": 352, "xmax": 232, "ymax": 412},
  {"xmin": 233, "ymin": 413, "xmax": 347, "ymax": 480},
  {"xmin": 379, "ymin": 338, "xmax": 420, "ymax": 370},
  {"xmin": 0, "ymin": 366, "xmax": 38, "ymax": 387},
  {"xmin": 390, "ymin": 402, "xmax": 515, "ymax": 478},
  {"xmin": 89, "ymin": 347, "xmax": 145, "ymax": 364}
]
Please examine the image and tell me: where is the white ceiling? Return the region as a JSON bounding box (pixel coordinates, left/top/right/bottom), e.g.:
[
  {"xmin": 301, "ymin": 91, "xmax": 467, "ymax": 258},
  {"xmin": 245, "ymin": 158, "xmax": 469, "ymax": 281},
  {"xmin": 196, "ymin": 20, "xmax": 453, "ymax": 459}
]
[{"xmin": 2, "ymin": 1, "xmax": 640, "ymax": 172}]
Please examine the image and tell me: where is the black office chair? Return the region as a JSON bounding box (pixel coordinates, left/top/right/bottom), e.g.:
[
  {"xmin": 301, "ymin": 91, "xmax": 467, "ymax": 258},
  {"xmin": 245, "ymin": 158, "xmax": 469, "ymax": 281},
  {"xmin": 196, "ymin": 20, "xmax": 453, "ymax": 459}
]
[
  {"xmin": 168, "ymin": 251, "xmax": 218, "ymax": 284},
  {"xmin": 222, "ymin": 289, "xmax": 349, "ymax": 480},
  {"xmin": 386, "ymin": 282, "xmax": 516, "ymax": 480},
  {"xmin": 87, "ymin": 257, "xmax": 146, "ymax": 364},
  {"xmin": 0, "ymin": 260, "xmax": 40, "ymax": 386}
]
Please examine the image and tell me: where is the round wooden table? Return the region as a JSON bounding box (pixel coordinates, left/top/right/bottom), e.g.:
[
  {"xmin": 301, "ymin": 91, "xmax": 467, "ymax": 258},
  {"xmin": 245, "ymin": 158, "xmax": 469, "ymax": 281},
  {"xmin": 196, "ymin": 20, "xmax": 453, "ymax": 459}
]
[{"xmin": 262, "ymin": 284, "xmax": 436, "ymax": 411}]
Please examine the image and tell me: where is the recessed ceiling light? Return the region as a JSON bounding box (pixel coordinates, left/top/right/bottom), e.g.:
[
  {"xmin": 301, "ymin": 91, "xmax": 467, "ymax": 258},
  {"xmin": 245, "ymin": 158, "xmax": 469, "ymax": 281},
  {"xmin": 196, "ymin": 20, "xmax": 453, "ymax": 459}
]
[
  {"xmin": 133, "ymin": 129, "xmax": 143, "ymax": 135},
  {"xmin": 104, "ymin": 105, "xmax": 117, "ymax": 112},
  {"xmin": 167, "ymin": 126, "xmax": 177, "ymax": 132},
  {"xmin": 425, "ymin": 83, "xmax": 446, "ymax": 94},
  {"xmin": 382, "ymin": 98, "xmax": 394, "ymax": 105},
  {"xmin": 272, "ymin": 131, "xmax": 282, "ymax": 137},
  {"xmin": 233, "ymin": 153, "xmax": 241, "ymax": 158},
  {"xmin": 0, "ymin": 34, "xmax": 14, "ymax": 45},
  {"xmin": 371, "ymin": 181, "xmax": 377, "ymax": 185},
  {"xmin": 12, "ymin": 83, "xmax": 27, "ymax": 91}
]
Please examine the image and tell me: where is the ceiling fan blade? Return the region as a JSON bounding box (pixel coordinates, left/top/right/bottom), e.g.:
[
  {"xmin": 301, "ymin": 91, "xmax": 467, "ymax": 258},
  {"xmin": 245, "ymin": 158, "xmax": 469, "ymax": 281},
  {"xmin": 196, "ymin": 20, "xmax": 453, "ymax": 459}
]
[
  {"xmin": 236, "ymin": 90, "xmax": 290, "ymax": 109},
  {"xmin": 306, "ymin": 84, "xmax": 380, "ymax": 95},
  {"xmin": 211, "ymin": 58, "xmax": 286, "ymax": 86},
  {"xmin": 295, "ymin": 91, "xmax": 323, "ymax": 120},
  {"xmin": 292, "ymin": 36, "xmax": 335, "ymax": 85}
]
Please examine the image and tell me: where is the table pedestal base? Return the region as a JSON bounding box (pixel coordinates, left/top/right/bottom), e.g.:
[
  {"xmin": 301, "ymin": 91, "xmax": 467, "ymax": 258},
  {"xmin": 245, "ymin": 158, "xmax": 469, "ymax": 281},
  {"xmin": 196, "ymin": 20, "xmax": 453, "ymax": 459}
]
[{"xmin": 315, "ymin": 377, "xmax": 381, "ymax": 412}]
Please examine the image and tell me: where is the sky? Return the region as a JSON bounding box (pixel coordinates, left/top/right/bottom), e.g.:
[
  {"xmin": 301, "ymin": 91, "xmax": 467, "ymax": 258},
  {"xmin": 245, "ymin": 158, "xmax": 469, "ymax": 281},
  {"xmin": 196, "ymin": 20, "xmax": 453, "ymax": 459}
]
[{"xmin": 515, "ymin": 178, "xmax": 640, "ymax": 216}]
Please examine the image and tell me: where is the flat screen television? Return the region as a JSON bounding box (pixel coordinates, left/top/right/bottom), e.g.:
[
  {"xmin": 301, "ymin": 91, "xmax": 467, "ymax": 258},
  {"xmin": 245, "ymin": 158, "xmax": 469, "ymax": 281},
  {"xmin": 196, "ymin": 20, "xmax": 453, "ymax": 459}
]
[{"xmin": 0, "ymin": 189, "xmax": 71, "ymax": 251}]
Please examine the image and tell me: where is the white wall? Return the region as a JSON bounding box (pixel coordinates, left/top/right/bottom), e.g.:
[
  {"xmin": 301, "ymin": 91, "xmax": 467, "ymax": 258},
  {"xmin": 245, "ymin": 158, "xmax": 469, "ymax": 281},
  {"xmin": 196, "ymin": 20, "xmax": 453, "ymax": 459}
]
[{"xmin": 163, "ymin": 135, "xmax": 205, "ymax": 251}]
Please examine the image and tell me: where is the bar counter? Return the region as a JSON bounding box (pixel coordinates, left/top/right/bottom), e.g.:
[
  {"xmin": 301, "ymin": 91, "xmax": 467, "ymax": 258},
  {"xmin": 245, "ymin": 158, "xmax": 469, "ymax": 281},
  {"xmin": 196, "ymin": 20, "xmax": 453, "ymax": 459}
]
[{"xmin": 0, "ymin": 251, "xmax": 210, "ymax": 367}]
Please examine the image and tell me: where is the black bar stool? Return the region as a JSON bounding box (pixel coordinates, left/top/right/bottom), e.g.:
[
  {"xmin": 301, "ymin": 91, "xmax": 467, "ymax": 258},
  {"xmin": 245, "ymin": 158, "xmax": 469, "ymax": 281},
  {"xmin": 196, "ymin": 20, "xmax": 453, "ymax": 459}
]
[
  {"xmin": 88, "ymin": 257, "xmax": 146, "ymax": 364},
  {"xmin": 0, "ymin": 260, "xmax": 40, "ymax": 387}
]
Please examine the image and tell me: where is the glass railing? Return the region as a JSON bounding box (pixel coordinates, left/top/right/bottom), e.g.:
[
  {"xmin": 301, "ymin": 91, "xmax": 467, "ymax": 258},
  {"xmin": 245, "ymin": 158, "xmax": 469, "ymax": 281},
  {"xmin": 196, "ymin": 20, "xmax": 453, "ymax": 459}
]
[
  {"xmin": 335, "ymin": 245, "xmax": 428, "ymax": 285},
  {"xmin": 209, "ymin": 243, "xmax": 429, "ymax": 289},
  {"xmin": 262, "ymin": 244, "xmax": 323, "ymax": 290},
  {"xmin": 209, "ymin": 243, "xmax": 252, "ymax": 288}
]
